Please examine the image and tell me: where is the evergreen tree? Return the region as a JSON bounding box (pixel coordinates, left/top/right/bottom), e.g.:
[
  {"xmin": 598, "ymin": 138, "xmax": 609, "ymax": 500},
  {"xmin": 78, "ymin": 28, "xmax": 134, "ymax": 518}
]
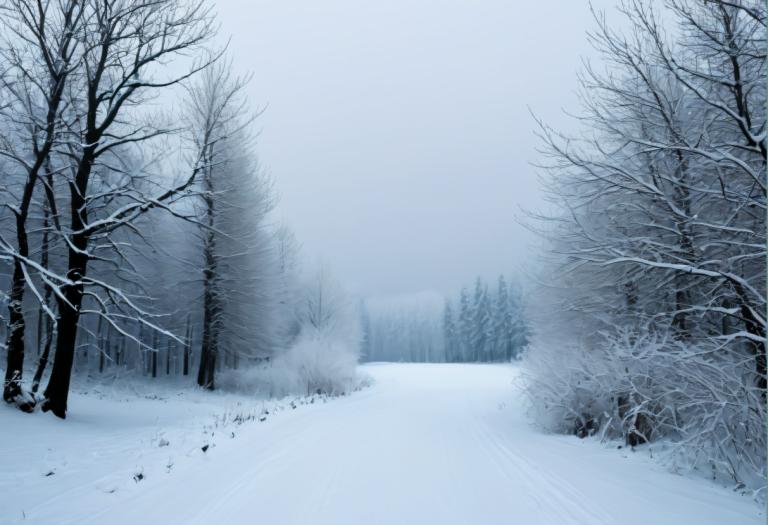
[
  {"xmin": 360, "ymin": 302, "xmax": 371, "ymax": 360},
  {"xmin": 471, "ymin": 278, "xmax": 491, "ymax": 362},
  {"xmin": 507, "ymin": 282, "xmax": 528, "ymax": 359},
  {"xmin": 457, "ymin": 287, "xmax": 472, "ymax": 362},
  {"xmin": 443, "ymin": 300, "xmax": 457, "ymax": 362},
  {"xmin": 494, "ymin": 275, "xmax": 512, "ymax": 361}
]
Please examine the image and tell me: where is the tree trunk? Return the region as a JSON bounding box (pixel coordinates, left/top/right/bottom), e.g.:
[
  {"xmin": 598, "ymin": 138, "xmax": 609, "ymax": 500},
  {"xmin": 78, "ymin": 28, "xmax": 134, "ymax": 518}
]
[
  {"xmin": 197, "ymin": 292, "xmax": 214, "ymax": 388},
  {"xmin": 97, "ymin": 316, "xmax": 104, "ymax": 374},
  {"xmin": 36, "ymin": 307, "xmax": 43, "ymax": 357},
  {"xmin": 197, "ymin": 159, "xmax": 219, "ymax": 390},
  {"xmin": 118, "ymin": 335, "xmax": 125, "ymax": 367},
  {"xmin": 2, "ymin": 32, "xmax": 71, "ymax": 408},
  {"xmin": 183, "ymin": 317, "xmax": 191, "ymax": 376},
  {"xmin": 31, "ymin": 206, "xmax": 55, "ymax": 394},
  {"xmin": 3, "ymin": 191, "xmax": 36, "ymax": 408},
  {"xmin": 42, "ymin": 278, "xmax": 85, "ymax": 419},
  {"xmin": 31, "ymin": 323, "xmax": 55, "ymax": 394},
  {"xmin": 151, "ymin": 331, "xmax": 158, "ymax": 378},
  {"xmin": 3, "ymin": 260, "xmax": 29, "ymax": 408},
  {"xmin": 183, "ymin": 335, "xmax": 190, "ymax": 376},
  {"xmin": 41, "ymin": 147, "xmax": 93, "ymax": 419}
]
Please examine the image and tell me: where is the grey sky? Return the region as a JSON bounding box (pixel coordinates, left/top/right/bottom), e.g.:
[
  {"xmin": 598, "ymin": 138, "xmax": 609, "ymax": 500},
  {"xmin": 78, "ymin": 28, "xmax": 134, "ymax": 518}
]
[{"xmin": 213, "ymin": 1, "xmax": 615, "ymax": 297}]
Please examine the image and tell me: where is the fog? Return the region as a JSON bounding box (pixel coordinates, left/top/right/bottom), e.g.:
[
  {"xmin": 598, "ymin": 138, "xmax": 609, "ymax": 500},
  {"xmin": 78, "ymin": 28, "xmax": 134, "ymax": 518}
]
[
  {"xmin": 0, "ymin": 1, "xmax": 762, "ymax": 514},
  {"xmin": 213, "ymin": 0, "xmax": 616, "ymax": 296}
]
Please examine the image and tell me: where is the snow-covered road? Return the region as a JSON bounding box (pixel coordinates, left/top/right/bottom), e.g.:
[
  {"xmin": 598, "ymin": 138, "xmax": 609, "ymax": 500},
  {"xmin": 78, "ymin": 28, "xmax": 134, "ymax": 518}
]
[{"xmin": 2, "ymin": 364, "xmax": 762, "ymax": 524}]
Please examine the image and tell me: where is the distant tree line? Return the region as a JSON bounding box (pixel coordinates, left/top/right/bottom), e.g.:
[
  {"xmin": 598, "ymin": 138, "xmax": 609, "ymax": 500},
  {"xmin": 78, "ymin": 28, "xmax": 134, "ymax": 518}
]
[
  {"xmin": 362, "ymin": 275, "xmax": 528, "ymax": 363},
  {"xmin": 443, "ymin": 275, "xmax": 528, "ymax": 363},
  {"xmin": 362, "ymin": 292, "xmax": 445, "ymax": 363}
]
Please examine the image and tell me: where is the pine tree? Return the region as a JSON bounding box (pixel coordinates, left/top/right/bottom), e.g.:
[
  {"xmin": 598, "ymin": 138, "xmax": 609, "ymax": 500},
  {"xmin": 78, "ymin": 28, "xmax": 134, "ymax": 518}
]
[
  {"xmin": 471, "ymin": 278, "xmax": 491, "ymax": 362},
  {"xmin": 507, "ymin": 282, "xmax": 528, "ymax": 359},
  {"xmin": 360, "ymin": 302, "xmax": 372, "ymax": 360},
  {"xmin": 494, "ymin": 275, "xmax": 512, "ymax": 361},
  {"xmin": 443, "ymin": 300, "xmax": 457, "ymax": 362},
  {"xmin": 457, "ymin": 287, "xmax": 472, "ymax": 363}
]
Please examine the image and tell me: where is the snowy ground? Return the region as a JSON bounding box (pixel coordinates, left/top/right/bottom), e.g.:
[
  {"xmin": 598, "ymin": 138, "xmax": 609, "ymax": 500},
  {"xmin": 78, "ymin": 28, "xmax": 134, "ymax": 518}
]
[{"xmin": 0, "ymin": 363, "xmax": 762, "ymax": 524}]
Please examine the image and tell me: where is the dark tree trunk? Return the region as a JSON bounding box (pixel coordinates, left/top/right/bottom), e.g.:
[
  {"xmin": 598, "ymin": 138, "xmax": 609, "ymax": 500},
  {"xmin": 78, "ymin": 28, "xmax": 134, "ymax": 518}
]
[
  {"xmin": 204, "ymin": 344, "xmax": 216, "ymax": 390},
  {"xmin": 1, "ymin": 0, "xmax": 81, "ymax": 410},
  {"xmin": 197, "ymin": 280, "xmax": 219, "ymax": 390},
  {"xmin": 106, "ymin": 323, "xmax": 113, "ymax": 369},
  {"xmin": 3, "ymin": 260, "xmax": 30, "ymax": 408},
  {"xmin": 183, "ymin": 337, "xmax": 190, "ymax": 376},
  {"xmin": 3, "ymin": 180, "xmax": 37, "ymax": 408},
  {"xmin": 197, "ymin": 158, "xmax": 219, "ymax": 390},
  {"xmin": 41, "ymin": 145, "xmax": 94, "ymax": 419},
  {"xmin": 166, "ymin": 340, "xmax": 172, "ymax": 375},
  {"xmin": 97, "ymin": 316, "xmax": 104, "ymax": 374},
  {"xmin": 2, "ymin": 28, "xmax": 73, "ymax": 408},
  {"xmin": 197, "ymin": 291, "xmax": 215, "ymax": 388},
  {"xmin": 117, "ymin": 335, "xmax": 125, "ymax": 367},
  {"xmin": 138, "ymin": 323, "xmax": 146, "ymax": 375},
  {"xmin": 31, "ymin": 324, "xmax": 55, "ymax": 394},
  {"xmin": 42, "ymin": 277, "xmax": 85, "ymax": 419},
  {"xmin": 183, "ymin": 317, "xmax": 191, "ymax": 376},
  {"xmin": 36, "ymin": 308, "xmax": 43, "ymax": 357},
  {"xmin": 31, "ymin": 205, "xmax": 55, "ymax": 394},
  {"xmin": 151, "ymin": 331, "xmax": 158, "ymax": 378}
]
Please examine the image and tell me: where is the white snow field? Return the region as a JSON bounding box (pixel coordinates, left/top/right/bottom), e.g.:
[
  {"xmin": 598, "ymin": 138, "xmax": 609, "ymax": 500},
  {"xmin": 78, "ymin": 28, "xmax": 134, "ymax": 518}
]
[{"xmin": 0, "ymin": 363, "xmax": 762, "ymax": 525}]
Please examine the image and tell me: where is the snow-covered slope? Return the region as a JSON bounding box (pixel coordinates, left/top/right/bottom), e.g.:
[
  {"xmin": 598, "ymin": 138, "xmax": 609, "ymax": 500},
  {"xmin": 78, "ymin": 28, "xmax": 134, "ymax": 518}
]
[{"xmin": 0, "ymin": 364, "xmax": 762, "ymax": 524}]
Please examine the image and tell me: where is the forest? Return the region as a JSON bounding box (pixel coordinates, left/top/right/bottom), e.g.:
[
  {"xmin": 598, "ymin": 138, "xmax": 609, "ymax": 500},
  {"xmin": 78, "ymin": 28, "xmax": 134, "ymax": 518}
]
[{"xmin": 0, "ymin": 0, "xmax": 361, "ymax": 419}]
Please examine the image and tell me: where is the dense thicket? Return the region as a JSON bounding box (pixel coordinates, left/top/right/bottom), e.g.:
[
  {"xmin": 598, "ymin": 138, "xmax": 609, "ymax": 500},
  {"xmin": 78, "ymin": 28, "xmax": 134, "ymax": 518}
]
[{"xmin": 526, "ymin": 0, "xmax": 766, "ymax": 491}]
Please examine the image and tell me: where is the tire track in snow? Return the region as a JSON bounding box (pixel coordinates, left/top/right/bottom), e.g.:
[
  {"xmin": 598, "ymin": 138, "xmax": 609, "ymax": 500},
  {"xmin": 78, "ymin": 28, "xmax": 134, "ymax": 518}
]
[
  {"xmin": 8, "ymin": 364, "xmax": 761, "ymax": 525},
  {"xmin": 472, "ymin": 415, "xmax": 613, "ymax": 525}
]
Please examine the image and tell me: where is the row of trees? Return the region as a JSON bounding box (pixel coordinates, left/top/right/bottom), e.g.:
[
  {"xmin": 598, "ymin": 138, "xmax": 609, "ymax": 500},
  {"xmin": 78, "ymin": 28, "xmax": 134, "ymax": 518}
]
[
  {"xmin": 361, "ymin": 276, "xmax": 528, "ymax": 363},
  {"xmin": 0, "ymin": 0, "xmax": 360, "ymax": 419},
  {"xmin": 526, "ymin": 0, "xmax": 765, "ymax": 490},
  {"xmin": 362, "ymin": 292, "xmax": 445, "ymax": 362},
  {"xmin": 444, "ymin": 276, "xmax": 528, "ymax": 363}
]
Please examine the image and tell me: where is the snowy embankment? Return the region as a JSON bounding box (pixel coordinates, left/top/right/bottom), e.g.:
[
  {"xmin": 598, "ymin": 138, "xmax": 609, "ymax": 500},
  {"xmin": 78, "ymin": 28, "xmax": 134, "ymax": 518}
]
[{"xmin": 0, "ymin": 364, "xmax": 762, "ymax": 525}]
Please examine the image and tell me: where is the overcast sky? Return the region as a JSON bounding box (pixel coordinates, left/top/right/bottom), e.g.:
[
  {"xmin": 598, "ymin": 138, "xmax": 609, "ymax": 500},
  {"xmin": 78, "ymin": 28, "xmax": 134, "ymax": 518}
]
[{"xmin": 212, "ymin": 0, "xmax": 616, "ymax": 297}]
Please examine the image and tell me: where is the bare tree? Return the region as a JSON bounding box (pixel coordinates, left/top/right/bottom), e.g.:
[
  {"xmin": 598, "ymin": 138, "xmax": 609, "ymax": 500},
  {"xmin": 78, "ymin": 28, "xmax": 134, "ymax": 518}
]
[
  {"xmin": 0, "ymin": 0, "xmax": 83, "ymax": 409},
  {"xmin": 526, "ymin": 0, "xmax": 765, "ymax": 488},
  {"xmin": 38, "ymin": 0, "xmax": 218, "ymax": 418},
  {"xmin": 182, "ymin": 62, "xmax": 278, "ymax": 390},
  {"xmin": 301, "ymin": 263, "xmax": 351, "ymax": 335}
]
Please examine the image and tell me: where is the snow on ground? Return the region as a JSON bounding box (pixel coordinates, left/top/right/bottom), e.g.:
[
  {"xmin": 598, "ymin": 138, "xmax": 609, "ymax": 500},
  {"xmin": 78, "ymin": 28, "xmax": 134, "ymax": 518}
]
[{"xmin": 0, "ymin": 364, "xmax": 762, "ymax": 524}]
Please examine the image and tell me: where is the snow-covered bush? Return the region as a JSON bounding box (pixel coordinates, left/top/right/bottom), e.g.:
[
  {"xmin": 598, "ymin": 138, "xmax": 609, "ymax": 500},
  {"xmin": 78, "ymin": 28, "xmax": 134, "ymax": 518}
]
[
  {"xmin": 524, "ymin": 329, "xmax": 766, "ymax": 492},
  {"xmin": 277, "ymin": 329, "xmax": 359, "ymax": 395},
  {"xmin": 523, "ymin": 0, "xmax": 765, "ymax": 496},
  {"xmin": 220, "ymin": 262, "xmax": 362, "ymax": 397},
  {"xmin": 226, "ymin": 330, "xmax": 359, "ymax": 396}
]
